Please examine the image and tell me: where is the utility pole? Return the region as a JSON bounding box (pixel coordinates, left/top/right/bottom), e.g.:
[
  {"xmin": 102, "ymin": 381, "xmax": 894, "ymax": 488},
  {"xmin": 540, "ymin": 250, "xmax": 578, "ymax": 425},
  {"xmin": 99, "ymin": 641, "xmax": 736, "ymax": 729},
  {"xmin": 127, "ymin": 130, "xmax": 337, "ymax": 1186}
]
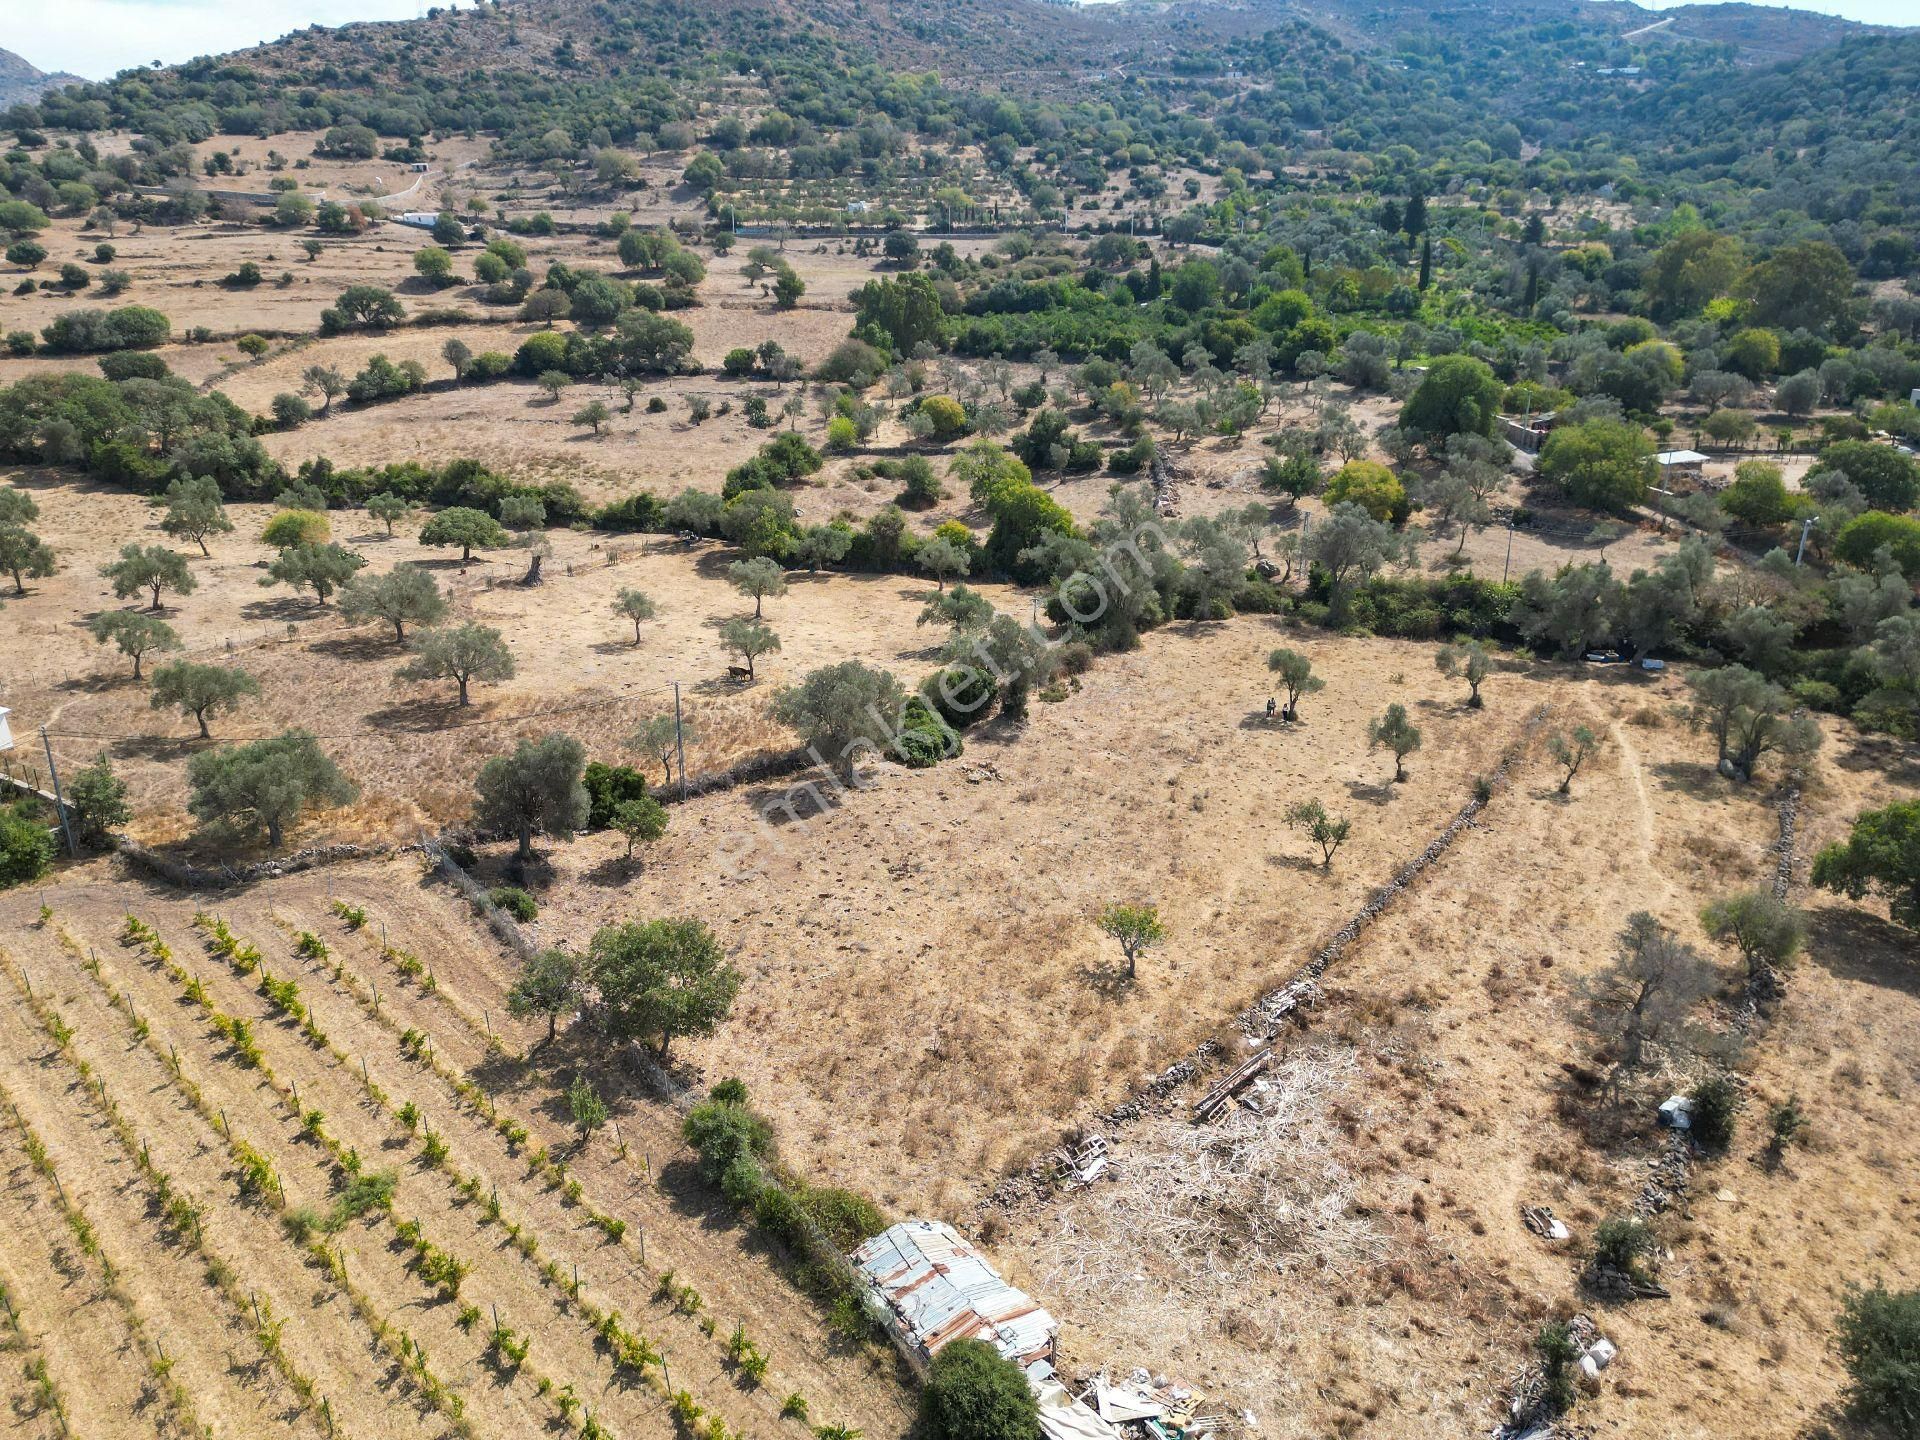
[
  {"xmin": 1501, "ymin": 519, "xmax": 1516, "ymax": 585},
  {"xmin": 673, "ymin": 681, "xmax": 687, "ymax": 803},
  {"xmin": 1789, "ymin": 514, "xmax": 1820, "ymax": 568},
  {"xmin": 40, "ymin": 727, "xmax": 76, "ymax": 858}
]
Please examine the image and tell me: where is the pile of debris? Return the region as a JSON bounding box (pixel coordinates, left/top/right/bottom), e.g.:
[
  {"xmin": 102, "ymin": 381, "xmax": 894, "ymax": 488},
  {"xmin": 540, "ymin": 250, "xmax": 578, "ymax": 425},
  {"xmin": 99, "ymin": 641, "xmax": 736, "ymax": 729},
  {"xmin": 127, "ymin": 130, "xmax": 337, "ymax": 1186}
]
[{"xmin": 1083, "ymin": 1370, "xmax": 1248, "ymax": 1440}]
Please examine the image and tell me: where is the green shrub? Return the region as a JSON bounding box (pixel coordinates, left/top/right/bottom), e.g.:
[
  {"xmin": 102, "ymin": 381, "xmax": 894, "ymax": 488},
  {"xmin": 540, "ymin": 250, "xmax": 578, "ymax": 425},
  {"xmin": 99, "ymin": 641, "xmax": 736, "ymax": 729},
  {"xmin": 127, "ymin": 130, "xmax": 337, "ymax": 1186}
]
[
  {"xmin": 1592, "ymin": 1217, "xmax": 1655, "ymax": 1278},
  {"xmin": 918, "ymin": 664, "xmax": 998, "ymax": 729},
  {"xmin": 682, "ymin": 1098, "xmax": 773, "ymax": 1188},
  {"xmin": 1534, "ymin": 1321, "xmax": 1578, "ymax": 1415},
  {"xmin": 594, "ymin": 492, "xmax": 664, "ymax": 532},
  {"xmin": 799, "ymin": 1186, "xmax": 887, "ymax": 1251},
  {"xmin": 895, "ymin": 695, "xmax": 959, "ymax": 767},
  {"xmin": 752, "ymin": 1183, "xmax": 807, "ymax": 1246},
  {"xmin": 1837, "ymin": 1286, "xmax": 1920, "ymax": 1437},
  {"xmin": 920, "ymin": 1338, "xmax": 1042, "ymax": 1440},
  {"xmin": 0, "ymin": 804, "xmax": 56, "ymax": 888},
  {"xmin": 1689, "ymin": 1074, "xmax": 1739, "ymax": 1154},
  {"xmin": 583, "ymin": 762, "xmax": 650, "ymax": 830},
  {"xmin": 488, "ymin": 885, "xmax": 538, "ymax": 921}
]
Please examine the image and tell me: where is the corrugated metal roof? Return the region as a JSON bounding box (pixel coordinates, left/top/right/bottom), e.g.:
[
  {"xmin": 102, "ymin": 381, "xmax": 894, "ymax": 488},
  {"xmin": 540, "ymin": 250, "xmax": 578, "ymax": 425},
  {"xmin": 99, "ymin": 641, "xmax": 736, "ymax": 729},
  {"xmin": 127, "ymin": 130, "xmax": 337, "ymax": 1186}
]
[{"xmin": 851, "ymin": 1220, "xmax": 1058, "ymax": 1369}]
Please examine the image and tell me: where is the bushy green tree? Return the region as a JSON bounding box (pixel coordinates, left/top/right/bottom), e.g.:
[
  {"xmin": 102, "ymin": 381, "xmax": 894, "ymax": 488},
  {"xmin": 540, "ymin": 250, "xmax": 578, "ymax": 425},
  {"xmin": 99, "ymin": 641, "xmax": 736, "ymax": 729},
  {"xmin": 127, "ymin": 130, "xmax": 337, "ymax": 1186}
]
[
  {"xmin": 1813, "ymin": 801, "xmax": 1920, "ymax": 931},
  {"xmin": 186, "ymin": 730, "xmax": 356, "ymax": 847},
  {"xmin": 1539, "ymin": 418, "xmax": 1654, "ymax": 511},
  {"xmin": 919, "ymin": 1339, "xmax": 1042, "ymax": 1440},
  {"xmin": 1399, "ymin": 355, "xmax": 1503, "ymax": 440},
  {"xmin": 588, "ymin": 918, "xmax": 739, "ymax": 1059},
  {"xmin": 473, "ymin": 733, "xmax": 588, "ymax": 862},
  {"xmin": 337, "ymin": 564, "xmax": 446, "ymax": 642},
  {"xmin": 1835, "ymin": 1286, "xmax": 1920, "ymax": 1437}
]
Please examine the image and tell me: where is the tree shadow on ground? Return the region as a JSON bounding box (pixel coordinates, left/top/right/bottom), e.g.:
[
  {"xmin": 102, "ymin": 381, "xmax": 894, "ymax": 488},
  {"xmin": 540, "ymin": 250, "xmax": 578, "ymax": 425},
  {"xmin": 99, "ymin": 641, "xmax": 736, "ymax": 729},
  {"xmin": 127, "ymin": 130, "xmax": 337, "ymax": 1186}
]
[
  {"xmin": 1804, "ymin": 904, "xmax": 1920, "ymax": 1000},
  {"xmin": 737, "ymin": 775, "xmax": 842, "ymax": 825},
  {"xmin": 361, "ymin": 698, "xmax": 472, "ymax": 733},
  {"xmin": 1829, "ymin": 729, "xmax": 1920, "ymax": 789},
  {"xmin": 1346, "ymin": 777, "xmax": 1395, "ymax": 806},
  {"xmin": 1649, "ymin": 759, "xmax": 1731, "ymax": 799},
  {"xmin": 1079, "ymin": 958, "xmax": 1138, "ymax": 1000},
  {"xmin": 240, "ymin": 596, "xmax": 323, "ymax": 623},
  {"xmin": 581, "ymin": 853, "xmax": 643, "ymax": 888},
  {"xmin": 307, "ymin": 632, "xmax": 399, "ymax": 662},
  {"xmin": 1266, "ymin": 852, "xmax": 1324, "ymax": 875}
]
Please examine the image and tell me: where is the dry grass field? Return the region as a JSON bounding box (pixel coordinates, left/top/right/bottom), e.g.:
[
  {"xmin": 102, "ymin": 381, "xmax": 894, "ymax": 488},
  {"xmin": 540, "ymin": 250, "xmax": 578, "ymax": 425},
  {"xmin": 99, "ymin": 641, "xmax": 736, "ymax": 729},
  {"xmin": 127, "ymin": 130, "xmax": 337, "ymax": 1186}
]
[
  {"xmin": 0, "ymin": 470, "xmax": 1033, "ymax": 844},
  {"xmin": 3, "ymin": 620, "xmax": 1914, "ymax": 1440},
  {"xmin": 1, "ymin": 87, "xmax": 1916, "ymax": 1440}
]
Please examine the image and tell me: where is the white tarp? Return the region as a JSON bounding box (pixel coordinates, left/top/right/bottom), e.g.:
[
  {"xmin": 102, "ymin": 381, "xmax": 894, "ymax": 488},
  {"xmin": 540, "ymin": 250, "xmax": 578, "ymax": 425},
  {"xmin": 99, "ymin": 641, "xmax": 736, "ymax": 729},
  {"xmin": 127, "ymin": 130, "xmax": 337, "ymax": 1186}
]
[{"xmin": 1035, "ymin": 1378, "xmax": 1122, "ymax": 1440}]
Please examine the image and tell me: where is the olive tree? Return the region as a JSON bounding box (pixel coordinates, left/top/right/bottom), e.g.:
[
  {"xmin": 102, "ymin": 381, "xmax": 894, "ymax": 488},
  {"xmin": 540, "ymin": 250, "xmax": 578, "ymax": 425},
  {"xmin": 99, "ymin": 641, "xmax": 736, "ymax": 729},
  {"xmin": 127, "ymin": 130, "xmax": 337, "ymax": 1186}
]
[
  {"xmin": 1284, "ymin": 799, "xmax": 1350, "ymax": 868},
  {"xmin": 366, "ymin": 491, "xmax": 413, "ymax": 536},
  {"xmin": 88, "ymin": 609, "xmax": 178, "ymax": 679},
  {"xmin": 613, "ymin": 587, "xmax": 657, "ymax": 644},
  {"xmin": 159, "ymin": 474, "xmax": 233, "ymax": 556},
  {"xmin": 418, "ymin": 506, "xmax": 509, "ymax": 563},
  {"xmin": 399, "ymin": 622, "xmax": 514, "ymax": 706},
  {"xmin": 473, "ymin": 733, "xmax": 589, "ymax": 862},
  {"xmin": 1266, "ymin": 647, "xmax": 1325, "ymax": 720},
  {"xmin": 1435, "ymin": 640, "xmax": 1492, "ymax": 707},
  {"xmin": 1685, "ymin": 665, "xmax": 1822, "ymax": 781},
  {"xmin": 1701, "ymin": 889, "xmax": 1806, "ymax": 993},
  {"xmin": 915, "ymin": 535, "xmax": 971, "ymax": 591},
  {"xmin": 186, "ymin": 729, "xmax": 356, "ymax": 847},
  {"xmin": 718, "ymin": 617, "xmax": 779, "ymax": 680},
  {"xmin": 337, "ymin": 564, "xmax": 446, "ymax": 641},
  {"xmin": 1547, "ymin": 724, "xmax": 1603, "ymax": 795},
  {"xmin": 149, "ymin": 661, "xmax": 260, "ymax": 739},
  {"xmin": 769, "ymin": 660, "xmax": 907, "ymax": 781},
  {"xmin": 1368, "ymin": 703, "xmax": 1422, "ymax": 782},
  {"xmin": 101, "ymin": 544, "xmax": 197, "ymax": 611},
  {"xmin": 261, "ymin": 542, "xmax": 366, "ymax": 604},
  {"xmin": 1575, "ymin": 911, "xmax": 1720, "ymax": 1094},
  {"xmin": 627, "ymin": 713, "xmax": 688, "ymax": 787},
  {"xmin": 726, "ymin": 556, "xmax": 787, "ymax": 618}
]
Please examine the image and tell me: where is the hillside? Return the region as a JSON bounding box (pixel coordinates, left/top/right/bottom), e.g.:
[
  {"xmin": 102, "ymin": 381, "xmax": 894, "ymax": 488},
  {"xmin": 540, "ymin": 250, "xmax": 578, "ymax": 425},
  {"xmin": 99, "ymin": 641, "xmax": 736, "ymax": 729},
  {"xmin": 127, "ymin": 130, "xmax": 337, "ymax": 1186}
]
[{"xmin": 0, "ymin": 47, "xmax": 84, "ymax": 107}]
